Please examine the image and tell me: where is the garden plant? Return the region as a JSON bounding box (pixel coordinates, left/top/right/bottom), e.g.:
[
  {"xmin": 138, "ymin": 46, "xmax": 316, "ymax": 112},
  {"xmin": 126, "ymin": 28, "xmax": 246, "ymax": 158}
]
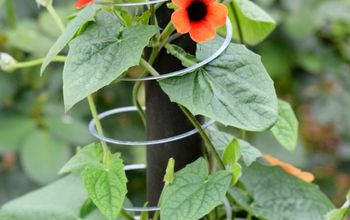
[{"xmin": 0, "ymin": 0, "xmax": 350, "ymax": 220}]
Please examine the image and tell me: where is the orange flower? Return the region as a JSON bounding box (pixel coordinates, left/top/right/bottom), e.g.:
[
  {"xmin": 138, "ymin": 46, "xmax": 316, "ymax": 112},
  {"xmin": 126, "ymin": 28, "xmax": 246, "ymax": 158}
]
[
  {"xmin": 75, "ymin": 0, "xmax": 93, "ymax": 9},
  {"xmin": 171, "ymin": 0, "xmax": 228, "ymax": 42},
  {"xmin": 264, "ymin": 155, "xmax": 315, "ymax": 183}
]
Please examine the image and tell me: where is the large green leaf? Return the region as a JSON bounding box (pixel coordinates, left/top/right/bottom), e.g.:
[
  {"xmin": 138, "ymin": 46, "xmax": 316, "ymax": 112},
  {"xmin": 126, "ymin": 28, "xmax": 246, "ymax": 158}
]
[
  {"xmin": 63, "ymin": 11, "xmax": 158, "ymax": 111},
  {"xmin": 59, "ymin": 143, "xmax": 103, "ymax": 174},
  {"xmin": 231, "ymin": 162, "xmax": 334, "ymax": 220},
  {"xmin": 160, "ymin": 158, "xmax": 231, "ymax": 220},
  {"xmin": 0, "ymin": 116, "xmax": 36, "ymax": 153},
  {"xmin": 83, "ymin": 154, "xmax": 127, "ymax": 220},
  {"xmin": 160, "ymin": 37, "xmax": 278, "ymax": 131},
  {"xmin": 41, "ymin": 5, "xmax": 100, "ymax": 74},
  {"xmin": 20, "ymin": 131, "xmax": 71, "ymax": 184},
  {"xmin": 0, "ymin": 174, "xmax": 88, "ymax": 220},
  {"xmin": 208, "ymin": 128, "xmax": 262, "ymax": 166},
  {"xmin": 271, "ymin": 100, "xmax": 299, "ymax": 151},
  {"xmin": 0, "ymin": 174, "xmax": 130, "ymax": 220},
  {"xmin": 229, "ymin": 0, "xmax": 276, "ymax": 45}
]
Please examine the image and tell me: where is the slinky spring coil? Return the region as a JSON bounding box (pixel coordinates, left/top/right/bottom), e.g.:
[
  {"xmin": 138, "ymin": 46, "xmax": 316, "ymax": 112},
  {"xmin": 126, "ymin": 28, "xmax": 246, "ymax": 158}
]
[
  {"xmin": 89, "ymin": 106, "xmax": 216, "ymax": 146},
  {"xmin": 89, "ymin": 2, "xmax": 232, "ymax": 213}
]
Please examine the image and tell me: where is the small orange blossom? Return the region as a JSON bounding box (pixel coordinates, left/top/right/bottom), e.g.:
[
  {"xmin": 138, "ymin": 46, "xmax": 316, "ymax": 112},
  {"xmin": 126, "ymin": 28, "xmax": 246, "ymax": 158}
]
[
  {"xmin": 264, "ymin": 155, "xmax": 315, "ymax": 183},
  {"xmin": 75, "ymin": 0, "xmax": 93, "ymax": 9},
  {"xmin": 171, "ymin": 0, "xmax": 228, "ymax": 42}
]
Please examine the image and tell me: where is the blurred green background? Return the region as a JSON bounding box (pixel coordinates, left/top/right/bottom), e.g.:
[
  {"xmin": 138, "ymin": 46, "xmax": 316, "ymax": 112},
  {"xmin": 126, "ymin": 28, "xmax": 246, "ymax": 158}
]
[{"xmin": 0, "ymin": 0, "xmax": 349, "ymax": 207}]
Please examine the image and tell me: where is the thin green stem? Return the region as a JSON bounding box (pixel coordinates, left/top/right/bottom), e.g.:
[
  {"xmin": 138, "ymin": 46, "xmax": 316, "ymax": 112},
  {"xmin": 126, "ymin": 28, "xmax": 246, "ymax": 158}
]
[
  {"xmin": 230, "ymin": 2, "xmax": 244, "ymax": 44},
  {"xmin": 150, "ymin": 5, "xmax": 156, "ymax": 26},
  {"xmin": 120, "ymin": 210, "xmax": 134, "ymax": 220},
  {"xmin": 46, "ymin": 4, "xmax": 65, "ymax": 33},
  {"xmin": 11, "ymin": 56, "xmax": 66, "ymax": 69},
  {"xmin": 132, "ymin": 46, "xmax": 159, "ymax": 127},
  {"xmin": 4, "ymin": 0, "xmax": 16, "ymax": 29},
  {"xmin": 179, "ymin": 105, "xmax": 225, "ymax": 170},
  {"xmin": 132, "ymin": 79, "xmax": 146, "ymax": 125},
  {"xmin": 159, "ymin": 22, "xmax": 175, "ymax": 47},
  {"xmin": 140, "ymin": 58, "xmax": 159, "ymax": 76},
  {"xmin": 87, "ymin": 96, "xmax": 111, "ymax": 164}
]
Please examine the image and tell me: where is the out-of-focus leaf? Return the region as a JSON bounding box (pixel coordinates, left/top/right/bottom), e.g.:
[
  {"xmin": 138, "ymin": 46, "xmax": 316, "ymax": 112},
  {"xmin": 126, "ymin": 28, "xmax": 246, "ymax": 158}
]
[
  {"xmin": 45, "ymin": 116, "xmax": 92, "ymax": 145},
  {"xmin": 20, "ymin": 131, "xmax": 71, "ymax": 184},
  {"xmin": 230, "ymin": 0, "xmax": 276, "ymax": 45},
  {"xmin": 0, "ymin": 116, "xmax": 36, "ymax": 153}
]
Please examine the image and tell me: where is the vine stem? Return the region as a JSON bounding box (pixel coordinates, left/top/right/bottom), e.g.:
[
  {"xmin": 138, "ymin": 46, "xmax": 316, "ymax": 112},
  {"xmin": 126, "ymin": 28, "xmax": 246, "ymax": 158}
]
[
  {"xmin": 140, "ymin": 58, "xmax": 160, "ymax": 76},
  {"xmin": 178, "ymin": 105, "xmax": 226, "ymax": 170},
  {"xmin": 120, "ymin": 210, "xmax": 134, "ymax": 220},
  {"xmin": 46, "ymin": 4, "xmax": 65, "ymax": 33},
  {"xmin": 11, "ymin": 56, "xmax": 66, "ymax": 69},
  {"xmin": 87, "ymin": 96, "xmax": 111, "ymax": 164}
]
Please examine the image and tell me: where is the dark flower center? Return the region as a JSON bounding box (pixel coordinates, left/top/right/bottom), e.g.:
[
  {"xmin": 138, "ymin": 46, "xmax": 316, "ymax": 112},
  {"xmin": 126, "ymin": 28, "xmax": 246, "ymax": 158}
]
[{"xmin": 187, "ymin": 1, "xmax": 207, "ymax": 22}]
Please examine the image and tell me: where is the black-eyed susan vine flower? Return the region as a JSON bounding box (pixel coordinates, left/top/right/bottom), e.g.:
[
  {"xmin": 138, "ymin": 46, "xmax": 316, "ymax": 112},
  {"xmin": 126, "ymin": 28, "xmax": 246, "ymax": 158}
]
[
  {"xmin": 75, "ymin": 0, "xmax": 93, "ymax": 9},
  {"xmin": 171, "ymin": 0, "xmax": 228, "ymax": 42}
]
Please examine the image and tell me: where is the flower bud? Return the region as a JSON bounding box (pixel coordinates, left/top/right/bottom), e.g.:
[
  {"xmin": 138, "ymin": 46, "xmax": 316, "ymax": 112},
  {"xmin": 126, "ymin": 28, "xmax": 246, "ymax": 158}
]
[
  {"xmin": 35, "ymin": 0, "xmax": 53, "ymax": 7},
  {"xmin": 0, "ymin": 53, "xmax": 17, "ymax": 72}
]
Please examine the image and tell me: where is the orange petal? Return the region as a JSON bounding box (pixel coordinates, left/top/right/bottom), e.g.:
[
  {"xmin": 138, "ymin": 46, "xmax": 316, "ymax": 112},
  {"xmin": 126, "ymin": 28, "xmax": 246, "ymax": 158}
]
[
  {"xmin": 206, "ymin": 3, "xmax": 228, "ymax": 27},
  {"xmin": 299, "ymin": 172, "xmax": 315, "ymax": 183},
  {"xmin": 171, "ymin": 9, "xmax": 191, "ymax": 34},
  {"xmin": 189, "ymin": 21, "xmax": 216, "ymax": 42},
  {"xmin": 201, "ymin": 0, "xmax": 215, "ymax": 6},
  {"xmin": 75, "ymin": 0, "xmax": 93, "ymax": 9},
  {"xmin": 264, "ymin": 155, "xmax": 314, "ymax": 183},
  {"xmin": 172, "ymin": 0, "xmax": 192, "ymax": 8}
]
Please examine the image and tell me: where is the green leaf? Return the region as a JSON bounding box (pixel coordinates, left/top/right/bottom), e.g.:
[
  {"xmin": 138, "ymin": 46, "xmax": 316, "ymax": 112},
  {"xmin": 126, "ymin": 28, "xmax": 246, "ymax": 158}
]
[
  {"xmin": 20, "ymin": 131, "xmax": 71, "ymax": 184},
  {"xmin": 160, "ymin": 37, "xmax": 278, "ymax": 131},
  {"xmin": 45, "ymin": 116, "xmax": 93, "ymax": 145},
  {"xmin": 271, "ymin": 100, "xmax": 299, "ymax": 151},
  {"xmin": 160, "ymin": 158, "xmax": 231, "ymax": 220},
  {"xmin": 229, "ymin": 0, "xmax": 276, "ymax": 45},
  {"xmin": 326, "ymin": 208, "xmax": 350, "ymax": 220},
  {"xmin": 231, "ymin": 162, "xmax": 242, "ymax": 185},
  {"xmin": 165, "ymin": 43, "xmax": 197, "ymax": 67},
  {"xmin": 222, "ymin": 139, "xmax": 241, "ymax": 166},
  {"xmin": 63, "ymin": 11, "xmax": 158, "ymax": 111},
  {"xmin": 83, "ymin": 154, "xmax": 127, "ymax": 220},
  {"xmin": 163, "ymin": 158, "xmax": 175, "ymax": 185},
  {"xmin": 208, "ymin": 128, "xmax": 262, "ymax": 166},
  {"xmin": 0, "ymin": 116, "xmax": 36, "ymax": 153},
  {"xmin": 0, "ymin": 174, "xmax": 89, "ymax": 220},
  {"xmin": 41, "ymin": 5, "xmax": 100, "ymax": 74},
  {"xmin": 59, "ymin": 143, "xmax": 103, "ymax": 174},
  {"xmin": 231, "ymin": 162, "xmax": 335, "ymax": 220}
]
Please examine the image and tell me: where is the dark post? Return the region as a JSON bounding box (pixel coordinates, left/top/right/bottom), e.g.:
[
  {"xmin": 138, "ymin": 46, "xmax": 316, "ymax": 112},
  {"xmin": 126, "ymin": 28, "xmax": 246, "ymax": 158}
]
[{"xmin": 146, "ymin": 8, "xmax": 203, "ymax": 205}]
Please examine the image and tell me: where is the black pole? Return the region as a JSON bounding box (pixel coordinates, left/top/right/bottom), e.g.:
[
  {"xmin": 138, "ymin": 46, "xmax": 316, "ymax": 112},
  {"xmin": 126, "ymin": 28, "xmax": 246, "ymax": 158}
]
[{"xmin": 146, "ymin": 8, "xmax": 203, "ymax": 206}]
